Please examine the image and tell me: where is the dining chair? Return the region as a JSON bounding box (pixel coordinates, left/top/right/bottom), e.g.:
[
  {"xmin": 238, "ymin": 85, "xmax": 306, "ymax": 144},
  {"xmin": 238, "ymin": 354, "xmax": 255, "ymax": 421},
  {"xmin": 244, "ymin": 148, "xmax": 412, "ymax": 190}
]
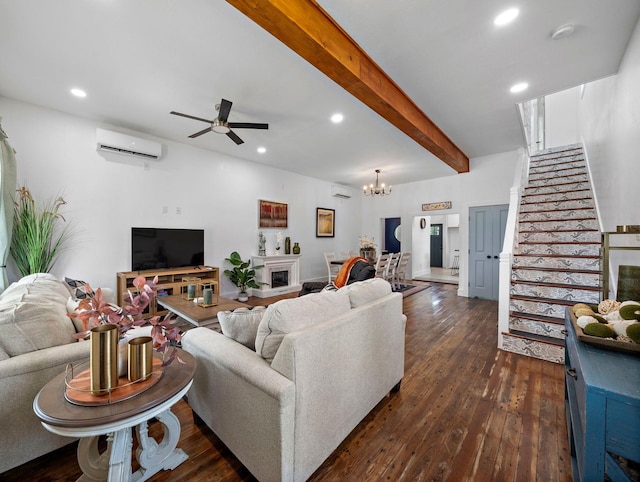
[
  {"xmin": 324, "ymin": 252, "xmax": 340, "ymax": 283},
  {"xmin": 374, "ymin": 253, "xmax": 390, "ymax": 278},
  {"xmin": 393, "ymin": 252, "xmax": 411, "ymax": 289},
  {"xmin": 385, "ymin": 252, "xmax": 401, "ymax": 283}
]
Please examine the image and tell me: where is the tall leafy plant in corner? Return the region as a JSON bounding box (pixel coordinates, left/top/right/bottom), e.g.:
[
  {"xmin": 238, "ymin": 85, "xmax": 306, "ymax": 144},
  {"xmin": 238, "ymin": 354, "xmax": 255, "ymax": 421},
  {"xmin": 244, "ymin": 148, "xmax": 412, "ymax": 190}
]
[
  {"xmin": 224, "ymin": 251, "xmax": 265, "ymax": 301},
  {"xmin": 10, "ymin": 186, "xmax": 71, "ymax": 276}
]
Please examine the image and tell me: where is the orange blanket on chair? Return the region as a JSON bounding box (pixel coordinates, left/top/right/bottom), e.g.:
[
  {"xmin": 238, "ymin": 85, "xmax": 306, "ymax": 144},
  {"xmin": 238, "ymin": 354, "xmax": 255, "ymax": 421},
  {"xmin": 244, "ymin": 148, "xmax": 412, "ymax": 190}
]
[{"xmin": 334, "ymin": 256, "xmax": 368, "ymax": 288}]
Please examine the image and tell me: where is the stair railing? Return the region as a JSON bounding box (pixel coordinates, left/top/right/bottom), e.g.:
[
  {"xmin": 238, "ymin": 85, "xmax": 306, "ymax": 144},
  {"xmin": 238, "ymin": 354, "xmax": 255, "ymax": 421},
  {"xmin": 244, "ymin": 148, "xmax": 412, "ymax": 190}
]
[{"xmin": 497, "ymin": 147, "xmax": 528, "ymax": 349}]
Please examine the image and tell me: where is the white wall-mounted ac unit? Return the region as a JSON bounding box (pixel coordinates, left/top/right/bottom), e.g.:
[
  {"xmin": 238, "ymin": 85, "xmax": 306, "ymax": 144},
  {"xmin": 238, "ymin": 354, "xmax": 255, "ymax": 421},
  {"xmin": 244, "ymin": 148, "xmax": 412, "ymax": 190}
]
[
  {"xmin": 96, "ymin": 128, "xmax": 162, "ymax": 160},
  {"xmin": 331, "ymin": 185, "xmax": 353, "ymax": 199}
]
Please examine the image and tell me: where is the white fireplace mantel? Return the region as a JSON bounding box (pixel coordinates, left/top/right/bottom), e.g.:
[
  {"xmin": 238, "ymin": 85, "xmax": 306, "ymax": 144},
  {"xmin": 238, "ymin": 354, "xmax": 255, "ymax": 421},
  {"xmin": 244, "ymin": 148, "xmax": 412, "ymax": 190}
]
[{"xmin": 251, "ymin": 254, "xmax": 301, "ymax": 298}]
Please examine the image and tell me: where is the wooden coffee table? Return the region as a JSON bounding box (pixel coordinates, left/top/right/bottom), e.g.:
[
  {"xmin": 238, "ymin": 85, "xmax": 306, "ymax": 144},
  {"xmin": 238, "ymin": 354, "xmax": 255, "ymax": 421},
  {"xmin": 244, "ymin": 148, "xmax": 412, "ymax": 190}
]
[
  {"xmin": 33, "ymin": 349, "xmax": 196, "ymax": 482},
  {"xmin": 156, "ymin": 294, "xmax": 249, "ymax": 327}
]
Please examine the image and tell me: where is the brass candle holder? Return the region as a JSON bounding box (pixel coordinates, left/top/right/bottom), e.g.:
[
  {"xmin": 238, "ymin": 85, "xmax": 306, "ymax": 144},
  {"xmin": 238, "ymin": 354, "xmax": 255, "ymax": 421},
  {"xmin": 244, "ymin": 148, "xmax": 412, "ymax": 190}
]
[
  {"xmin": 181, "ymin": 276, "xmax": 201, "ymax": 300},
  {"xmin": 127, "ymin": 336, "xmax": 154, "ymax": 382},
  {"xmin": 198, "ymin": 281, "xmax": 219, "ymax": 307},
  {"xmin": 90, "ymin": 324, "xmax": 119, "ymax": 395}
]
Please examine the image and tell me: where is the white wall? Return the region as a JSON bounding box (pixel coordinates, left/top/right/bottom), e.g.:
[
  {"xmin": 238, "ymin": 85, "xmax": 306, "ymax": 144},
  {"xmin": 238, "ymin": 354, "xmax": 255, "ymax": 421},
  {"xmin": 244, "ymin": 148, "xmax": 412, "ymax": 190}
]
[
  {"xmin": 576, "ymin": 17, "xmax": 640, "ymax": 295},
  {"xmin": 545, "ymin": 86, "xmax": 580, "ymax": 149},
  {"xmin": 361, "ymin": 149, "xmax": 518, "ymax": 297},
  {"xmin": 0, "ymin": 97, "xmax": 363, "ymax": 295},
  {"xmin": 578, "ymin": 16, "xmax": 640, "ymax": 231}
]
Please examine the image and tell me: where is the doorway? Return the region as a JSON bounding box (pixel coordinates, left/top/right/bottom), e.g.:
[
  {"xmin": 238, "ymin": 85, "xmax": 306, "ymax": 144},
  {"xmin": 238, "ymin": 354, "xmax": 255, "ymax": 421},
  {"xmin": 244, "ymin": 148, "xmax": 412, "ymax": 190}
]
[
  {"xmin": 430, "ymin": 224, "xmax": 443, "ymax": 267},
  {"xmin": 468, "ymin": 204, "xmax": 509, "ymax": 300},
  {"xmin": 384, "ymin": 217, "xmax": 401, "ymax": 253}
]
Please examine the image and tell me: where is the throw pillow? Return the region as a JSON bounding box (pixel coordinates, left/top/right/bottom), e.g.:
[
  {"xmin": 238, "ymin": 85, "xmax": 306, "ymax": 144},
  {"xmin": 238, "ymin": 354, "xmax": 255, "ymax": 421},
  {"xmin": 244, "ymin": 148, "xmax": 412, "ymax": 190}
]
[
  {"xmin": 337, "ymin": 278, "xmax": 392, "ymax": 308},
  {"xmin": 217, "ymin": 306, "xmax": 266, "ymax": 350},
  {"xmin": 64, "ymin": 277, "xmax": 93, "ymax": 299},
  {"xmin": 255, "ymin": 291, "xmax": 351, "ymax": 362}
]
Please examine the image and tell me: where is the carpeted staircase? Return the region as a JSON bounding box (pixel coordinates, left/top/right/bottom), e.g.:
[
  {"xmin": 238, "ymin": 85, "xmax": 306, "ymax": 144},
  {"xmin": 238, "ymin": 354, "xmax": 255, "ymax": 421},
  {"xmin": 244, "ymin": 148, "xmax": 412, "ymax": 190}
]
[{"xmin": 501, "ymin": 144, "xmax": 601, "ymax": 363}]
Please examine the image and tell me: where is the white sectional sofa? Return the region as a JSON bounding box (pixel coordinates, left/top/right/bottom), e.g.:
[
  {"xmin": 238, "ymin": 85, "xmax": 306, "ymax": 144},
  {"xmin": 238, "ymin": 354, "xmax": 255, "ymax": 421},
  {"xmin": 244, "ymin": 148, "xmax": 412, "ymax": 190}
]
[
  {"xmin": 182, "ymin": 278, "xmax": 406, "ymax": 482},
  {"xmin": 0, "ymin": 273, "xmax": 93, "ymax": 473}
]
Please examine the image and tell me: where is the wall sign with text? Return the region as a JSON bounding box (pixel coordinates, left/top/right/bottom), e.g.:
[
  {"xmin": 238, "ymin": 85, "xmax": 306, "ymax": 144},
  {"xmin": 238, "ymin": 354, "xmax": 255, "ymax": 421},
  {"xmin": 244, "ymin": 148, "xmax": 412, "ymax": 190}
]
[{"xmin": 422, "ymin": 201, "xmax": 452, "ymax": 211}]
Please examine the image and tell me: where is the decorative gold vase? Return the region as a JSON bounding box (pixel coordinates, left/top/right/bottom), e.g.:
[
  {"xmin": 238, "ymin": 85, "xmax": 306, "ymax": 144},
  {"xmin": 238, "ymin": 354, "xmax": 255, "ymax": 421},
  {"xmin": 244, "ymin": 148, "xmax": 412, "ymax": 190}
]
[
  {"xmin": 90, "ymin": 324, "xmax": 119, "ymax": 395},
  {"xmin": 128, "ymin": 336, "xmax": 154, "ymax": 382}
]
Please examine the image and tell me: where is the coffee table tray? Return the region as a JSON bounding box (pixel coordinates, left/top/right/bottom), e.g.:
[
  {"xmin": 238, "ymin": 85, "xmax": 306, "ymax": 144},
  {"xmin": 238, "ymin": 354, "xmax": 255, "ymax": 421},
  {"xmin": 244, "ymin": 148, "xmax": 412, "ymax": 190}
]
[{"xmin": 65, "ymin": 358, "xmax": 163, "ymax": 406}]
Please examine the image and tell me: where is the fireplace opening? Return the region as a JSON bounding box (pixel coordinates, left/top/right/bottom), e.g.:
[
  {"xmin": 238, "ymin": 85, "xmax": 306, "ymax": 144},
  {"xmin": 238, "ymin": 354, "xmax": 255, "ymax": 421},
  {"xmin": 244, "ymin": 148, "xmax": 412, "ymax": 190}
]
[{"xmin": 271, "ymin": 270, "xmax": 289, "ymax": 288}]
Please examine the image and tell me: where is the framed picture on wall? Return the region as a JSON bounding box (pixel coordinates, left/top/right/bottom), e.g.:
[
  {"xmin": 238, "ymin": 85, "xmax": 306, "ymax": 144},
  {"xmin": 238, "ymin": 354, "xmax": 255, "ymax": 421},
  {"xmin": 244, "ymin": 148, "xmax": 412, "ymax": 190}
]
[
  {"xmin": 316, "ymin": 207, "xmax": 335, "ymax": 237},
  {"xmin": 259, "ymin": 199, "xmax": 288, "ymax": 228}
]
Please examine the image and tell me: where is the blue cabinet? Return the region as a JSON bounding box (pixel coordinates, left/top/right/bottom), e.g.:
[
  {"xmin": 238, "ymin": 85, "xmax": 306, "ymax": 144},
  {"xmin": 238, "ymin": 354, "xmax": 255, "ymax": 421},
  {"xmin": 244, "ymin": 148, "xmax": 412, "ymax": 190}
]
[{"xmin": 564, "ymin": 310, "xmax": 640, "ymax": 481}]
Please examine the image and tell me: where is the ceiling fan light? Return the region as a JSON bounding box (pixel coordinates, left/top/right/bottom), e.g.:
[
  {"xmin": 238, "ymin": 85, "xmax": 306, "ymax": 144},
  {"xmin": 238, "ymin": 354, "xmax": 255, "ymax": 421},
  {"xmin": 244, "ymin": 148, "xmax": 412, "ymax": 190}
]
[{"xmin": 212, "ymin": 119, "xmax": 231, "ymax": 134}]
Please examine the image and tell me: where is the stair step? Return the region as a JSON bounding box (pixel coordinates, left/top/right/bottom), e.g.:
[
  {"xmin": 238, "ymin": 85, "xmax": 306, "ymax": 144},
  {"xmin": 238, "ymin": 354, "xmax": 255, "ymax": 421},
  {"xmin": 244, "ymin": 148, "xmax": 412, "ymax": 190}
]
[
  {"xmin": 509, "ymin": 296, "xmax": 575, "ymax": 319},
  {"xmin": 520, "ymin": 199, "xmax": 594, "ymax": 212},
  {"xmin": 527, "ymin": 173, "xmax": 589, "ymax": 188},
  {"xmin": 519, "ymin": 230, "xmax": 601, "ymax": 243},
  {"xmin": 519, "ymin": 219, "xmax": 599, "ymax": 232},
  {"xmin": 529, "ymin": 162, "xmax": 586, "ymax": 176},
  {"xmin": 530, "ymin": 145, "xmax": 582, "ymax": 161},
  {"xmin": 521, "ymin": 189, "xmax": 592, "ymax": 204},
  {"xmin": 509, "ymin": 311, "xmax": 566, "ymax": 325},
  {"xmin": 510, "ymin": 282, "xmax": 601, "ymax": 304},
  {"xmin": 508, "ymin": 314, "xmax": 566, "ymax": 340},
  {"xmin": 513, "ymin": 254, "xmax": 600, "ymax": 271},
  {"xmin": 524, "ymin": 181, "xmax": 590, "ymax": 195},
  {"xmin": 511, "ymin": 278, "xmax": 601, "ymax": 292},
  {"xmin": 519, "ymin": 208, "xmax": 597, "ymax": 222},
  {"xmin": 515, "ymin": 242, "xmax": 601, "ymax": 256},
  {"xmin": 530, "ymin": 154, "xmax": 584, "ymax": 167},
  {"xmin": 529, "ymin": 156, "xmax": 585, "ymax": 170},
  {"xmin": 512, "ymin": 267, "xmax": 601, "ymax": 286},
  {"xmin": 501, "ymin": 332, "xmax": 565, "ymax": 363}
]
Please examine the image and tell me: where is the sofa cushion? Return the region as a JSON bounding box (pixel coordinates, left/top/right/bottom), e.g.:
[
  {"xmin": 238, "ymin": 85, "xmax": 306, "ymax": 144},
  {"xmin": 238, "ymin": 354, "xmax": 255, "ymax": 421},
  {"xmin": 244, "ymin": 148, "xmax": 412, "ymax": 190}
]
[
  {"xmin": 0, "ymin": 277, "xmax": 76, "ymax": 357},
  {"xmin": 255, "ymin": 291, "xmax": 351, "ymax": 362},
  {"xmin": 337, "ymin": 278, "xmax": 392, "ymax": 308},
  {"xmin": 64, "ymin": 277, "xmax": 93, "ymax": 299},
  {"xmin": 218, "ymin": 306, "xmax": 266, "ymax": 350}
]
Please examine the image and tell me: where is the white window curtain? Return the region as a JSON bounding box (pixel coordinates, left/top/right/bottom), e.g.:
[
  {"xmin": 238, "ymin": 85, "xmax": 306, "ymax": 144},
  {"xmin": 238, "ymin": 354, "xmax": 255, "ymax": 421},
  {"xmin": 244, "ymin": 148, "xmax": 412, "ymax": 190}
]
[{"xmin": 0, "ymin": 119, "xmax": 17, "ymax": 292}]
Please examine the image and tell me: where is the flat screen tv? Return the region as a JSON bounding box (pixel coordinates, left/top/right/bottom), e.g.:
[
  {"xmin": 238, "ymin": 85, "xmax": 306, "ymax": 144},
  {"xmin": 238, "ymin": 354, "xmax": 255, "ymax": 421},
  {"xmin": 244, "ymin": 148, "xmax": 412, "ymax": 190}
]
[{"xmin": 132, "ymin": 227, "xmax": 204, "ymax": 271}]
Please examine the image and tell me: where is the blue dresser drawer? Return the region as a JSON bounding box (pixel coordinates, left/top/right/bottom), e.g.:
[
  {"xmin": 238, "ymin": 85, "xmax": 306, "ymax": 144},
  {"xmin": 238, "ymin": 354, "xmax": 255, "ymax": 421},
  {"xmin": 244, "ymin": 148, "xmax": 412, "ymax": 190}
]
[{"xmin": 606, "ymin": 398, "xmax": 640, "ymax": 463}]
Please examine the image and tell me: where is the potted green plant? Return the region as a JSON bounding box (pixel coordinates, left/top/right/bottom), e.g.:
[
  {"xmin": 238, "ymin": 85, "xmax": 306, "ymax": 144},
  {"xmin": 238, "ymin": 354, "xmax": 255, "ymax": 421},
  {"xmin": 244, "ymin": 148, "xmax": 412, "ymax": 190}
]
[
  {"xmin": 224, "ymin": 251, "xmax": 265, "ymax": 302},
  {"xmin": 10, "ymin": 186, "xmax": 71, "ymax": 276}
]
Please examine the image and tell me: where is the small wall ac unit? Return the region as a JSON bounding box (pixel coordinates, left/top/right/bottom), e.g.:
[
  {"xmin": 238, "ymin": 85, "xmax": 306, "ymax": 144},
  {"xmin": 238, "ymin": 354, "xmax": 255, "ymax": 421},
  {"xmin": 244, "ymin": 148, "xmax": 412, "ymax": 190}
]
[
  {"xmin": 331, "ymin": 185, "xmax": 352, "ymax": 199},
  {"xmin": 96, "ymin": 128, "xmax": 162, "ymax": 160}
]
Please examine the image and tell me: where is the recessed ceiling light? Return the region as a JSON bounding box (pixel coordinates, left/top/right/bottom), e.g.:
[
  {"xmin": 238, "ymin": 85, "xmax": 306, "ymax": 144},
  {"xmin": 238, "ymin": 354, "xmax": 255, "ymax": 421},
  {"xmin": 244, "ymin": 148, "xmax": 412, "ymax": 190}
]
[
  {"xmin": 510, "ymin": 82, "xmax": 529, "ymax": 93},
  {"xmin": 257, "ymin": 147, "xmax": 266, "ymax": 154},
  {"xmin": 70, "ymin": 88, "xmax": 87, "ymax": 98},
  {"xmin": 330, "ymin": 113, "xmax": 344, "ymax": 123},
  {"xmin": 494, "ymin": 8, "xmax": 519, "ymax": 26}
]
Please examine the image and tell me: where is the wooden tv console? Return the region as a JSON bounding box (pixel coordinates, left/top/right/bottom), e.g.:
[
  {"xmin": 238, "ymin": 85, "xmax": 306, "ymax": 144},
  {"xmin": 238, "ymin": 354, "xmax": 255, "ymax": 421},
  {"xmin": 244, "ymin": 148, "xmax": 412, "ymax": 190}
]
[{"xmin": 116, "ymin": 266, "xmax": 219, "ymax": 319}]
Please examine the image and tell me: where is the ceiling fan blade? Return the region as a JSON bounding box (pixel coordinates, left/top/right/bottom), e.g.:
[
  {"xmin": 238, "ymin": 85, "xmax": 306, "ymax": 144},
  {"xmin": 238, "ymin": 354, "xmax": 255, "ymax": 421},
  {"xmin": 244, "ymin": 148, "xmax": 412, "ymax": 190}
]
[
  {"xmin": 226, "ymin": 130, "xmax": 244, "ymax": 145},
  {"xmin": 189, "ymin": 127, "xmax": 213, "ymax": 138},
  {"xmin": 170, "ymin": 111, "xmax": 214, "ymax": 124},
  {"xmin": 218, "ymin": 99, "xmax": 232, "ymax": 123},
  {"xmin": 228, "ymin": 122, "xmax": 269, "ymax": 130}
]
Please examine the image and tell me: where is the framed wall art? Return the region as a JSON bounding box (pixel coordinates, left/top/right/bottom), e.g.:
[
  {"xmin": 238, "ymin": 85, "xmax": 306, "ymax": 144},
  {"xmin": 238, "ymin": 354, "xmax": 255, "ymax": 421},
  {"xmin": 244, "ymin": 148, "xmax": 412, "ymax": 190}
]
[
  {"xmin": 316, "ymin": 207, "xmax": 335, "ymax": 237},
  {"xmin": 259, "ymin": 199, "xmax": 288, "ymax": 228}
]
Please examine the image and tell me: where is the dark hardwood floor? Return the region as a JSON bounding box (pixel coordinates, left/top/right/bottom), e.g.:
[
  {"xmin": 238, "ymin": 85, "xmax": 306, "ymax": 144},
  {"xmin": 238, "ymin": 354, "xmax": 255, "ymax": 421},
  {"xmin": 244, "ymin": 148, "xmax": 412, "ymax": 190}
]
[{"xmin": 1, "ymin": 283, "xmax": 571, "ymax": 481}]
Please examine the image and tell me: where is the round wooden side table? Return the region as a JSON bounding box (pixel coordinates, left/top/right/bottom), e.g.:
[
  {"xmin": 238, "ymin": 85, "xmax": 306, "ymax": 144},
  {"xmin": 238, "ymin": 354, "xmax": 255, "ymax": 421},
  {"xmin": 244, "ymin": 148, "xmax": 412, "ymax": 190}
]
[{"xmin": 33, "ymin": 348, "xmax": 196, "ymax": 482}]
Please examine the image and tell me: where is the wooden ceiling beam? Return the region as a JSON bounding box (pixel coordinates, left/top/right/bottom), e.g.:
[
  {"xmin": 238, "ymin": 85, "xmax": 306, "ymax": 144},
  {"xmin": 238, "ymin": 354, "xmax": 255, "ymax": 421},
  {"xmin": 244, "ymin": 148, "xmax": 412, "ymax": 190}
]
[{"xmin": 226, "ymin": 0, "xmax": 469, "ymax": 173}]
